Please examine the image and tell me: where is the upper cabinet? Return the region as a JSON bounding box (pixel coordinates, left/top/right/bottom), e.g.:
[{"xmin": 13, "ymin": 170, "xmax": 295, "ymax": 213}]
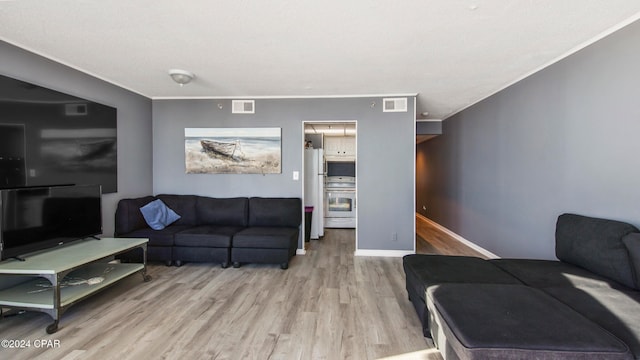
[{"xmin": 324, "ymin": 136, "xmax": 356, "ymax": 158}]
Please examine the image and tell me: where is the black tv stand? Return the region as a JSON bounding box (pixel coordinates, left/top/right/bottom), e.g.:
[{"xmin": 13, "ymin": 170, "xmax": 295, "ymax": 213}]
[{"xmin": 10, "ymin": 256, "xmax": 26, "ymax": 262}]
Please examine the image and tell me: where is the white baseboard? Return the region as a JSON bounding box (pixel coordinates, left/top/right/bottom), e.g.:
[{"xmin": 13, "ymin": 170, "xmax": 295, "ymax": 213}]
[
  {"xmin": 417, "ymin": 213, "xmax": 499, "ymax": 259},
  {"xmin": 354, "ymin": 249, "xmax": 414, "ymax": 257},
  {"xmin": 296, "ymin": 249, "xmax": 306, "ymax": 255}
]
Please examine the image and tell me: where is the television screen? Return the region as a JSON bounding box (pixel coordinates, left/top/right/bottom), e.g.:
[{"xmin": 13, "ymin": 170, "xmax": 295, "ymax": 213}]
[
  {"xmin": 0, "ymin": 184, "xmax": 102, "ymax": 260},
  {"xmin": 0, "ymin": 73, "xmax": 117, "ymax": 193}
]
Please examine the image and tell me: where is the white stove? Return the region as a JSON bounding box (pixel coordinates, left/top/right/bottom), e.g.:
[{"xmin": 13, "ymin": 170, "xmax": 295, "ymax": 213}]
[{"xmin": 324, "ymin": 176, "xmax": 356, "ymax": 228}]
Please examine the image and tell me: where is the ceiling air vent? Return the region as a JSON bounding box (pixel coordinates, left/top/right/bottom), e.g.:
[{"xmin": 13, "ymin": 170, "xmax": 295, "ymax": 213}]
[
  {"xmin": 232, "ymin": 100, "xmax": 255, "ymax": 114},
  {"xmin": 383, "ymin": 97, "xmax": 408, "ymax": 113}
]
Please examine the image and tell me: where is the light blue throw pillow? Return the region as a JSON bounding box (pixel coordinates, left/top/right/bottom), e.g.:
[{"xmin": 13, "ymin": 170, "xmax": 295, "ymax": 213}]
[{"xmin": 139, "ymin": 199, "xmax": 181, "ymax": 230}]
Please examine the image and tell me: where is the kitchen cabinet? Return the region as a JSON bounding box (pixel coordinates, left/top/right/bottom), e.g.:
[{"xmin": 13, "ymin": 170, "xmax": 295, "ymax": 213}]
[{"xmin": 324, "ymin": 136, "xmax": 355, "ymax": 158}]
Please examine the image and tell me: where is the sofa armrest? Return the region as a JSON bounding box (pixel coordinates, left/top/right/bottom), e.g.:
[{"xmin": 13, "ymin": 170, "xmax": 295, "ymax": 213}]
[
  {"xmin": 114, "ymin": 196, "xmax": 156, "ymax": 236},
  {"xmin": 556, "ymin": 213, "xmax": 639, "ymax": 289},
  {"xmin": 248, "ymin": 197, "xmax": 302, "ymax": 228}
]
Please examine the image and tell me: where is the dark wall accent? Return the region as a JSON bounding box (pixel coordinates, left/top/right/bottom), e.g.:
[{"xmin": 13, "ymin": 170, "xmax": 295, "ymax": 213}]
[
  {"xmin": 0, "ymin": 74, "xmax": 118, "ymax": 192},
  {"xmin": 418, "ymin": 19, "xmax": 640, "ymax": 259},
  {"xmin": 416, "ymin": 140, "xmax": 432, "ymax": 219},
  {"xmin": 416, "ymin": 121, "xmax": 442, "ymax": 135}
]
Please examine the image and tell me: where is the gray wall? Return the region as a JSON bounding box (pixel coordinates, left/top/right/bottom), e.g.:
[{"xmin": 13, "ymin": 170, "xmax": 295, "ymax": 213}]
[
  {"xmin": 0, "ymin": 41, "xmax": 154, "ymax": 239},
  {"xmin": 419, "ymin": 19, "xmax": 640, "ymax": 259},
  {"xmin": 0, "ymin": 40, "xmax": 414, "ymax": 261},
  {"xmin": 152, "ymin": 97, "xmax": 416, "ymax": 251},
  {"xmin": 0, "ymin": 41, "xmax": 153, "ymax": 289}
]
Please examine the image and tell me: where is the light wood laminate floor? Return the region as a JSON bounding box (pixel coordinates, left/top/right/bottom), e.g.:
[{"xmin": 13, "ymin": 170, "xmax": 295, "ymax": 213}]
[
  {"xmin": 0, "ymin": 229, "xmax": 443, "ymax": 360},
  {"xmin": 416, "ymin": 215, "xmax": 488, "ymax": 259}
]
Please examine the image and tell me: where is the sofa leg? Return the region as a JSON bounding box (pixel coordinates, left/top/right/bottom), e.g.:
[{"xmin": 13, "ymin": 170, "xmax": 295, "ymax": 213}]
[
  {"xmin": 232, "ymin": 262, "xmax": 241, "ymax": 268},
  {"xmin": 221, "ymin": 262, "xmax": 229, "ymax": 269},
  {"xmin": 174, "ymin": 260, "xmax": 183, "ymax": 267},
  {"xmin": 280, "ymin": 262, "xmax": 289, "ymax": 270},
  {"xmin": 165, "ymin": 260, "xmax": 172, "ymax": 267}
]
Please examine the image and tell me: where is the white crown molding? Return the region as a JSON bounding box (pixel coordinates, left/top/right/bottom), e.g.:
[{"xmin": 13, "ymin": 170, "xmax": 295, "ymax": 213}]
[
  {"xmin": 0, "ymin": 37, "xmax": 150, "ymax": 99},
  {"xmin": 444, "ymin": 11, "xmax": 640, "ymax": 120},
  {"xmin": 152, "ymin": 93, "xmax": 418, "ymax": 101}
]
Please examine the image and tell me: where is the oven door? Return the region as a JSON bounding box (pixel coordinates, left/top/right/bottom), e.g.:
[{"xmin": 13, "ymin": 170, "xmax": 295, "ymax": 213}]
[{"xmin": 324, "ymin": 189, "xmax": 355, "ymax": 218}]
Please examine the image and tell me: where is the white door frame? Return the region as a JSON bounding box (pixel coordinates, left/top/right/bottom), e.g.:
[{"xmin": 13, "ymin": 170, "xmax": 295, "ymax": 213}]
[{"xmin": 299, "ymin": 120, "xmax": 357, "ymax": 254}]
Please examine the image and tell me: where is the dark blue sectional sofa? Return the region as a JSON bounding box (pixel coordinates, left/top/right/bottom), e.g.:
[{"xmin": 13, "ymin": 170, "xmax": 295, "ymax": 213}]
[
  {"xmin": 404, "ymin": 213, "xmax": 640, "ymax": 360},
  {"xmin": 115, "ymin": 195, "xmax": 301, "ymax": 269}
]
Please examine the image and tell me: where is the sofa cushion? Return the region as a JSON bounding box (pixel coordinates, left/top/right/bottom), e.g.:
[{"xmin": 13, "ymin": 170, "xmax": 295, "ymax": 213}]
[
  {"xmin": 248, "ymin": 197, "xmax": 301, "ymax": 227},
  {"xmin": 545, "ymin": 286, "xmax": 640, "ymax": 360},
  {"xmin": 157, "ymin": 194, "xmax": 198, "ymax": 226},
  {"xmin": 173, "ymin": 246, "xmax": 229, "ymax": 264},
  {"xmin": 556, "ymin": 213, "xmax": 639, "ymax": 289},
  {"xmin": 427, "ymin": 283, "xmax": 632, "ymax": 360},
  {"xmin": 122, "ymin": 225, "xmax": 192, "ymax": 246},
  {"xmin": 622, "ymin": 233, "xmax": 640, "ymax": 289},
  {"xmin": 140, "ymin": 199, "xmax": 181, "ymax": 230},
  {"xmin": 115, "ymin": 196, "xmax": 156, "ymax": 235},
  {"xmin": 174, "ymin": 226, "xmax": 243, "ymax": 247},
  {"xmin": 490, "ymin": 259, "xmax": 626, "ymax": 289},
  {"xmin": 233, "ymin": 227, "xmax": 298, "ymax": 249},
  {"xmin": 196, "ymin": 197, "xmax": 248, "ymax": 227},
  {"xmin": 403, "ymin": 254, "xmax": 521, "ymax": 303}
]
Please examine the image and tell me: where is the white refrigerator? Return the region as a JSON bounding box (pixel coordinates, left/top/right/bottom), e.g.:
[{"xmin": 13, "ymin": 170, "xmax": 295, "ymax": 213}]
[{"xmin": 304, "ymin": 149, "xmax": 324, "ymax": 239}]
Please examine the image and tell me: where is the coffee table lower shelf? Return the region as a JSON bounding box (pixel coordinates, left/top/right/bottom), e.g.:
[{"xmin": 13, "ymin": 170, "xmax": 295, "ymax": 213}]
[{"xmin": 0, "ymin": 238, "xmax": 150, "ymax": 334}]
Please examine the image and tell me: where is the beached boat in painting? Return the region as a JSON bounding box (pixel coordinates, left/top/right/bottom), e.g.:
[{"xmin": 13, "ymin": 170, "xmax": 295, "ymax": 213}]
[
  {"xmin": 200, "ymin": 139, "xmax": 241, "ymax": 159},
  {"xmin": 185, "ymin": 128, "xmax": 281, "ymax": 174}
]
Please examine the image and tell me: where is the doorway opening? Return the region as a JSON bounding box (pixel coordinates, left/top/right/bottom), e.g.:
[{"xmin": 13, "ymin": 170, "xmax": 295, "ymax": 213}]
[{"xmin": 301, "ymin": 121, "xmax": 357, "ymax": 252}]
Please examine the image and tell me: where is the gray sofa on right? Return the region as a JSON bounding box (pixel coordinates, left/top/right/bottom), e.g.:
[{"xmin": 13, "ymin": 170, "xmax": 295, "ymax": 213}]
[{"xmin": 404, "ymin": 213, "xmax": 640, "ymax": 360}]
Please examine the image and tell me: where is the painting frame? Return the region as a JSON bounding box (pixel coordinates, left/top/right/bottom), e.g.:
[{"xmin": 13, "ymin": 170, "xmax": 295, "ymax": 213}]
[{"xmin": 185, "ymin": 127, "xmax": 282, "ymax": 174}]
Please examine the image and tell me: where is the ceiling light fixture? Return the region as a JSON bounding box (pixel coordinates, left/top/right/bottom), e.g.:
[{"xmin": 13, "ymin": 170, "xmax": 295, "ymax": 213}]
[{"xmin": 168, "ymin": 69, "xmax": 195, "ymax": 86}]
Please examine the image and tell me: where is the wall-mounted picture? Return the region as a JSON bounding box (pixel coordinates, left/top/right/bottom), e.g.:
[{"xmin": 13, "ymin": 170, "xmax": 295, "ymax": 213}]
[{"xmin": 185, "ymin": 127, "xmax": 281, "ymax": 174}]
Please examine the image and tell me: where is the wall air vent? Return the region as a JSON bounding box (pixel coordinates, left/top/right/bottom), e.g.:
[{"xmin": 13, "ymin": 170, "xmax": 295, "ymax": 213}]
[
  {"xmin": 232, "ymin": 100, "xmax": 255, "ymax": 114},
  {"xmin": 382, "ymin": 97, "xmax": 408, "ymax": 113}
]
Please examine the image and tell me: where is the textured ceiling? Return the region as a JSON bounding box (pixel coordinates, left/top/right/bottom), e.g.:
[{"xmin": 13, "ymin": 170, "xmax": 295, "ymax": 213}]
[{"xmin": 1, "ymin": 1, "xmax": 639, "ymax": 119}]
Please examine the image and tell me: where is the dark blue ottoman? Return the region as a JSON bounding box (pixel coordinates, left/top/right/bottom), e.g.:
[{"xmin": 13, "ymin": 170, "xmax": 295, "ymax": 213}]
[
  {"xmin": 403, "ymin": 254, "xmax": 522, "ymax": 336},
  {"xmin": 427, "ymin": 284, "xmax": 632, "ymax": 360}
]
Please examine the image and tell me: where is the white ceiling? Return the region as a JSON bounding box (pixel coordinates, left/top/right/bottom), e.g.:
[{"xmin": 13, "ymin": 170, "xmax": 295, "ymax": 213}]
[{"xmin": 1, "ymin": 1, "xmax": 640, "ymax": 120}]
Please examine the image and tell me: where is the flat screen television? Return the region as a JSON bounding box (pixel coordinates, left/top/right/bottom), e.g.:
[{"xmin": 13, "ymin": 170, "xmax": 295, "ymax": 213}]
[
  {"xmin": 0, "ymin": 73, "xmax": 117, "ymax": 193},
  {"xmin": 0, "ymin": 184, "xmax": 102, "ymax": 261}
]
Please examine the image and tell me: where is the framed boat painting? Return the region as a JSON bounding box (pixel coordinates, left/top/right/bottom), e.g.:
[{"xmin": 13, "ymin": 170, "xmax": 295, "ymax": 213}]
[{"xmin": 185, "ymin": 127, "xmax": 281, "ymax": 174}]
